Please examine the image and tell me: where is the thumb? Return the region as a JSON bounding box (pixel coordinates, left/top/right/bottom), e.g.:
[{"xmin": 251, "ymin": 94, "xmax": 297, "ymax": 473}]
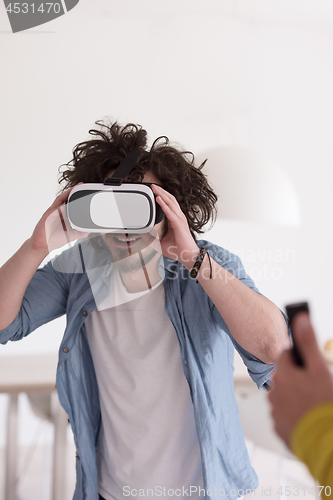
[{"xmin": 292, "ymin": 312, "xmax": 322, "ymax": 369}]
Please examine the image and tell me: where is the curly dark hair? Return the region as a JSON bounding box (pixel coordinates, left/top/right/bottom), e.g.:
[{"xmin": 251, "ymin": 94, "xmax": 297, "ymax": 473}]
[{"xmin": 58, "ymin": 121, "xmax": 218, "ymax": 239}]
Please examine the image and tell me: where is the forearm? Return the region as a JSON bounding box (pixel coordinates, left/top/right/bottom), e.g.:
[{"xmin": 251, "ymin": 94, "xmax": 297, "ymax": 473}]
[
  {"xmin": 0, "ymin": 239, "xmax": 48, "ymax": 331},
  {"xmin": 184, "ymin": 252, "xmax": 290, "ymax": 364}
]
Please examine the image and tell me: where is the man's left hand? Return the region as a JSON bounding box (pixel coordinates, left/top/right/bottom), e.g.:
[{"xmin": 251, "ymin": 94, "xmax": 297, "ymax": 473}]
[{"xmin": 151, "ymin": 184, "xmax": 198, "ymax": 267}]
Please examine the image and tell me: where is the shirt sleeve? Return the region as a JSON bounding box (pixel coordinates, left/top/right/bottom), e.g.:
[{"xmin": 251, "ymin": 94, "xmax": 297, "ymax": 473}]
[
  {"xmin": 204, "ymin": 242, "xmax": 288, "ymax": 390},
  {"xmin": 0, "ymin": 260, "xmax": 69, "ymax": 345},
  {"xmin": 291, "ymin": 402, "xmax": 333, "ymax": 494}
]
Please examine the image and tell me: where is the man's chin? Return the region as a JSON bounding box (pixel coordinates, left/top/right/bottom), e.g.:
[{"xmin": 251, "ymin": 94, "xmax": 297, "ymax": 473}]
[{"xmin": 114, "ymin": 247, "xmax": 158, "ymax": 273}]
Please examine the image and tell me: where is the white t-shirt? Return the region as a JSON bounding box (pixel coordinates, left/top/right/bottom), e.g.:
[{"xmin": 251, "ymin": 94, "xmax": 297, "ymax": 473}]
[{"xmin": 85, "ymin": 268, "xmax": 204, "ymax": 500}]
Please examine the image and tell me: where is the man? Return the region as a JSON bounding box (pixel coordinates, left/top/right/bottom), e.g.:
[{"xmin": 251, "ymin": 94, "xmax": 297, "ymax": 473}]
[
  {"xmin": 0, "ymin": 121, "xmax": 290, "ymax": 500},
  {"xmin": 268, "ymin": 312, "xmax": 333, "ymax": 494}
]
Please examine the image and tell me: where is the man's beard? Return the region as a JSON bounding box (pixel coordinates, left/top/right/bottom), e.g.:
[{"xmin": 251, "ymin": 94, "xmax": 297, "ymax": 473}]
[
  {"xmin": 114, "ymin": 246, "xmax": 158, "ymax": 273},
  {"xmin": 101, "ymin": 221, "xmax": 166, "ymax": 274}
]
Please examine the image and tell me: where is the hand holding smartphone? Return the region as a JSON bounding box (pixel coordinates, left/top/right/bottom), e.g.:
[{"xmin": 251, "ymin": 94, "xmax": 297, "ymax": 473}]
[{"xmin": 285, "ymin": 302, "xmax": 310, "ymax": 368}]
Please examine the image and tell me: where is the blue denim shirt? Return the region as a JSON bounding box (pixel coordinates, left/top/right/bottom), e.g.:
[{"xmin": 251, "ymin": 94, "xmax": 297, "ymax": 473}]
[{"xmin": 0, "ymin": 239, "xmax": 276, "ymax": 500}]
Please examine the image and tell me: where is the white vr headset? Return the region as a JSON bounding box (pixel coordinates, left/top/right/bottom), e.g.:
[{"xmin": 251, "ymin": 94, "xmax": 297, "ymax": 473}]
[{"xmin": 66, "ymin": 149, "xmax": 165, "ymax": 234}]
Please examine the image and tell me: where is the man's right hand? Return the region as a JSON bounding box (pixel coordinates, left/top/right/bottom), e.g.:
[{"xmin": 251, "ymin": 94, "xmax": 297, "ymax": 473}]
[
  {"xmin": 30, "ymin": 186, "xmax": 89, "ymax": 254},
  {"xmin": 0, "ymin": 186, "xmax": 89, "ymax": 332}
]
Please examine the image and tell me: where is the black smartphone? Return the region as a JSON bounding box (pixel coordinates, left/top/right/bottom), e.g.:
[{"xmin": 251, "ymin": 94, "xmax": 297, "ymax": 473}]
[{"xmin": 285, "ymin": 302, "xmax": 310, "ymax": 367}]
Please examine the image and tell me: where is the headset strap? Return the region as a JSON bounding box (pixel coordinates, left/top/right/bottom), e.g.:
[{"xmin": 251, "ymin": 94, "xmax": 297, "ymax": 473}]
[{"xmin": 104, "ymin": 148, "xmax": 141, "ymax": 185}]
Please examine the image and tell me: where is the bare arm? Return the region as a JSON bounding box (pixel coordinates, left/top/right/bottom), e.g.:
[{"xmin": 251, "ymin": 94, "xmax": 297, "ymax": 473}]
[{"xmin": 0, "ymin": 188, "xmax": 87, "ymax": 331}]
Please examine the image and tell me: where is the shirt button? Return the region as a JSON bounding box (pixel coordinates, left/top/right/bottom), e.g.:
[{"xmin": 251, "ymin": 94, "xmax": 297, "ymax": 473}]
[
  {"xmin": 75, "ymin": 455, "xmax": 80, "ymax": 461},
  {"xmin": 82, "ymin": 311, "xmax": 88, "ymax": 317},
  {"xmin": 63, "ymin": 347, "xmax": 69, "ymax": 353},
  {"xmin": 171, "ymin": 266, "xmax": 176, "ymax": 271}
]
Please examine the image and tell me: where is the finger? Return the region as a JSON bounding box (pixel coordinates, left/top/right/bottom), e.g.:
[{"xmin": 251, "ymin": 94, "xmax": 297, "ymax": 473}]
[
  {"xmin": 50, "ymin": 188, "xmax": 73, "ymax": 209},
  {"xmin": 153, "ymin": 188, "xmax": 185, "ymax": 222},
  {"xmin": 155, "ymin": 195, "xmax": 180, "ymax": 223},
  {"xmin": 58, "ymin": 203, "xmax": 79, "ymax": 234},
  {"xmin": 151, "ymin": 184, "xmax": 171, "ymax": 197},
  {"xmin": 152, "ymin": 185, "xmax": 181, "ymax": 213},
  {"xmin": 50, "ymin": 183, "xmax": 83, "ymax": 210},
  {"xmin": 292, "ymin": 312, "xmax": 323, "ymax": 370},
  {"xmin": 57, "ymin": 207, "xmax": 71, "ymax": 245}
]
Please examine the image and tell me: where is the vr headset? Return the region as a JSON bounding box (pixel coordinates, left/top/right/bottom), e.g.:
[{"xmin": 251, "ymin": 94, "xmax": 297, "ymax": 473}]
[{"xmin": 66, "ymin": 149, "xmax": 165, "ymax": 234}]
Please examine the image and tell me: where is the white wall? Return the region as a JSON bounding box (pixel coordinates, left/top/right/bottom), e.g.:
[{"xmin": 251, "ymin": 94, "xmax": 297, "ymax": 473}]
[
  {"xmin": 1, "ymin": 0, "xmax": 333, "ymax": 350},
  {"xmin": 1, "ymin": 0, "xmax": 333, "ymax": 441}
]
